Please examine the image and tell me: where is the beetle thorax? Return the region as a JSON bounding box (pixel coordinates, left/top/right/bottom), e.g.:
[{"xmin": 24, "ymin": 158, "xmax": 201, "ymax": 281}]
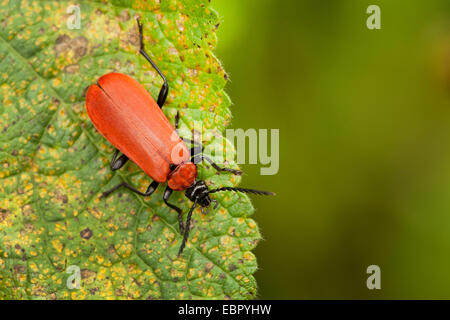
[{"xmin": 167, "ymin": 162, "xmax": 197, "ymax": 191}]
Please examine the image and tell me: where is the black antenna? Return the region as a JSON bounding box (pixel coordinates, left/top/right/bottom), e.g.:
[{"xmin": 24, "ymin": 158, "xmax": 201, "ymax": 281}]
[
  {"xmin": 208, "ymin": 187, "xmax": 275, "ymax": 196},
  {"xmin": 177, "ymin": 200, "xmax": 198, "ymax": 257}
]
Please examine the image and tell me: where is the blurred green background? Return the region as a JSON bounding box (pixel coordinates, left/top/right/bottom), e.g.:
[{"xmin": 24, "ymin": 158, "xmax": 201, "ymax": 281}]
[{"xmin": 212, "ymin": 0, "xmax": 450, "ymax": 299}]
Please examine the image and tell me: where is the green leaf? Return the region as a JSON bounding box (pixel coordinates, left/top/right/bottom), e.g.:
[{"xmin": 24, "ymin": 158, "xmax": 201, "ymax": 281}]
[{"xmin": 0, "ymin": 0, "xmax": 260, "ymax": 299}]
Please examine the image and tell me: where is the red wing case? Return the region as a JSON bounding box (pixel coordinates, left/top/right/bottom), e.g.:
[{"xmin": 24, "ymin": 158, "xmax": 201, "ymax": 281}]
[{"xmin": 86, "ymin": 73, "xmax": 190, "ymax": 183}]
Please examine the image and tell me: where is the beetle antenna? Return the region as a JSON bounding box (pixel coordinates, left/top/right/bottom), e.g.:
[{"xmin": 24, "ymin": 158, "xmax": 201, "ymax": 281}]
[
  {"xmin": 208, "ymin": 187, "xmax": 275, "ymax": 196},
  {"xmin": 177, "ymin": 200, "xmax": 198, "ymax": 257}
]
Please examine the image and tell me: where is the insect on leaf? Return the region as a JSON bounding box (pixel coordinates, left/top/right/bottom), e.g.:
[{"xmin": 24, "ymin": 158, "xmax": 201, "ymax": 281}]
[{"xmin": 0, "ymin": 0, "xmax": 261, "ymax": 299}]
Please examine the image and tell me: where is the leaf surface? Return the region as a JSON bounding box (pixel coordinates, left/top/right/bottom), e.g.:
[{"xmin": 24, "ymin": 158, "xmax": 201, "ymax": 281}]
[{"xmin": 0, "ymin": 0, "xmax": 260, "ymax": 299}]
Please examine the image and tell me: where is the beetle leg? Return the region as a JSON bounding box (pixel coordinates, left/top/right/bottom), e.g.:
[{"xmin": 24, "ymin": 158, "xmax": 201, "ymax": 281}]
[
  {"xmin": 178, "ymin": 200, "xmax": 198, "ymax": 257},
  {"xmin": 110, "ymin": 149, "xmax": 129, "ymax": 171},
  {"xmin": 186, "ymin": 138, "xmax": 203, "ymax": 149},
  {"xmin": 100, "ymin": 180, "xmax": 159, "ymax": 199},
  {"xmin": 181, "ymin": 135, "xmax": 240, "ymax": 175},
  {"xmin": 163, "ymin": 187, "xmax": 184, "ymax": 234},
  {"xmin": 192, "ymin": 154, "xmax": 242, "ymax": 175},
  {"xmin": 175, "ymin": 111, "xmax": 180, "ymax": 130},
  {"xmin": 137, "ymin": 18, "xmax": 168, "ymax": 108},
  {"xmin": 181, "ymin": 131, "xmax": 203, "ymax": 159}
]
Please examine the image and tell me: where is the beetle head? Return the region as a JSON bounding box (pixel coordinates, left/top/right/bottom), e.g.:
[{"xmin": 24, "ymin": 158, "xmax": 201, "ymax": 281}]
[{"xmin": 185, "ymin": 180, "xmax": 212, "ymax": 208}]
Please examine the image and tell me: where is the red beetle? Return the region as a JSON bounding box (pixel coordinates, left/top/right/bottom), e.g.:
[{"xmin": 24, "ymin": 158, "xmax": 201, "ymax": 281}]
[{"xmin": 86, "ymin": 19, "xmax": 273, "ymax": 255}]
